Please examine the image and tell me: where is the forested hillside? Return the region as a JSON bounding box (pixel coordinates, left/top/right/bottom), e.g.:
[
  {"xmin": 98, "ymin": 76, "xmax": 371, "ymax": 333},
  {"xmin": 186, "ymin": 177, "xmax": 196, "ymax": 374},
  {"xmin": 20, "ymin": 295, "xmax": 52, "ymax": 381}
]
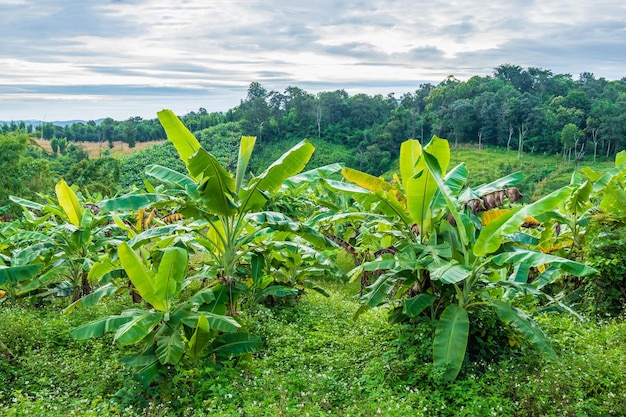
[{"xmin": 1, "ymin": 64, "xmax": 625, "ymax": 212}]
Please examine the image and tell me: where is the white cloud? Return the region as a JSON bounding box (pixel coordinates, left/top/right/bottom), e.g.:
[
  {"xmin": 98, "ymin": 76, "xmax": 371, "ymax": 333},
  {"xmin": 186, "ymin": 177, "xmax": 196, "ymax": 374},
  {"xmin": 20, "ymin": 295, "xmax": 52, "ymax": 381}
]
[{"xmin": 1, "ymin": 0, "xmax": 626, "ymax": 120}]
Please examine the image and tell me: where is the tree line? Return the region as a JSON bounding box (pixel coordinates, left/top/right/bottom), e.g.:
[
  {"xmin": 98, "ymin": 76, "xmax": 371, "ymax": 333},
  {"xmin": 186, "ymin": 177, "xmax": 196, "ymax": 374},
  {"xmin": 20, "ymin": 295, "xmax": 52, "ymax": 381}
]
[{"xmin": 230, "ymin": 65, "xmax": 626, "ymax": 173}]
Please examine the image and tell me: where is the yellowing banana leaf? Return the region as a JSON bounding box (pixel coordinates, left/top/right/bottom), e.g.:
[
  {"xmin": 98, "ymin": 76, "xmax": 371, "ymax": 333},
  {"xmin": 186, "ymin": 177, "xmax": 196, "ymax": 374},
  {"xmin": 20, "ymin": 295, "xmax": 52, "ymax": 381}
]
[
  {"xmin": 55, "ymin": 179, "xmax": 83, "ymax": 226},
  {"xmin": 403, "ymin": 136, "xmax": 450, "ymax": 235},
  {"xmin": 341, "ymin": 167, "xmax": 393, "ymax": 193},
  {"xmin": 480, "ymin": 209, "xmax": 511, "ymax": 226},
  {"xmin": 474, "ymin": 186, "xmax": 572, "ymax": 257},
  {"xmin": 118, "ymin": 242, "xmax": 164, "ymax": 311}
]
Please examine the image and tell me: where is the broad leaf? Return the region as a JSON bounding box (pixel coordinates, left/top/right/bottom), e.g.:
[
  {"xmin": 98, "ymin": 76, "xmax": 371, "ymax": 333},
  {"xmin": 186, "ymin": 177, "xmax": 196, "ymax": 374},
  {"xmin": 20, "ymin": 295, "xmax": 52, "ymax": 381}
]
[
  {"xmin": 158, "ymin": 109, "xmax": 201, "ymax": 171},
  {"xmin": 490, "ymin": 247, "xmax": 597, "ymax": 277},
  {"xmin": 0, "ymin": 263, "xmax": 44, "ymax": 285},
  {"xmin": 188, "ymin": 148, "xmax": 237, "ymax": 216},
  {"xmin": 153, "ymin": 247, "xmax": 188, "ymax": 308},
  {"xmin": 63, "ymin": 283, "xmax": 120, "ymax": 314},
  {"xmin": 145, "ymin": 165, "xmax": 199, "ymax": 198},
  {"xmin": 114, "ymin": 311, "xmax": 163, "ymax": 345},
  {"xmin": 491, "ymin": 300, "xmax": 557, "ymax": 360},
  {"xmin": 212, "ymin": 332, "xmax": 262, "ymax": 356},
  {"xmin": 55, "ymin": 179, "xmax": 83, "ymax": 226},
  {"xmin": 101, "ymin": 193, "xmax": 165, "ymax": 211},
  {"xmin": 240, "ymin": 139, "xmax": 315, "ymax": 212},
  {"xmin": 403, "ymin": 293, "xmax": 436, "ymax": 317},
  {"xmin": 188, "ymin": 314, "xmax": 212, "ymax": 361},
  {"xmin": 71, "ymin": 315, "xmax": 133, "ymax": 340},
  {"xmin": 341, "ymin": 167, "xmax": 392, "ymax": 193},
  {"xmin": 361, "ymin": 273, "xmax": 396, "ymax": 308},
  {"xmin": 118, "ymin": 242, "xmax": 163, "ymax": 311},
  {"xmin": 474, "ymin": 186, "xmax": 572, "ymax": 256},
  {"xmin": 403, "ymin": 136, "xmax": 450, "ymax": 235},
  {"xmin": 181, "ymin": 312, "xmax": 240, "ymax": 333},
  {"xmin": 156, "ymin": 329, "xmax": 185, "ymax": 365},
  {"xmin": 433, "ymin": 304, "xmax": 469, "ymax": 382},
  {"xmin": 235, "ymin": 136, "xmax": 256, "ymax": 193},
  {"xmin": 284, "ymin": 163, "xmax": 343, "ymax": 187}
]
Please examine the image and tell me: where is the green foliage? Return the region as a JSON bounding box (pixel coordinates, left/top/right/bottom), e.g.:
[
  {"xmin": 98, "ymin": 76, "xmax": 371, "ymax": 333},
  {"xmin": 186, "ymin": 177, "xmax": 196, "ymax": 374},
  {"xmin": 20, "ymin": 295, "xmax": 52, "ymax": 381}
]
[
  {"xmin": 583, "ymin": 218, "xmax": 626, "ymax": 316},
  {"xmin": 2, "ymin": 288, "xmax": 625, "ymax": 416},
  {"xmin": 0, "ymin": 132, "xmax": 55, "ymax": 210},
  {"xmin": 335, "ymin": 136, "xmax": 596, "ymax": 381}
]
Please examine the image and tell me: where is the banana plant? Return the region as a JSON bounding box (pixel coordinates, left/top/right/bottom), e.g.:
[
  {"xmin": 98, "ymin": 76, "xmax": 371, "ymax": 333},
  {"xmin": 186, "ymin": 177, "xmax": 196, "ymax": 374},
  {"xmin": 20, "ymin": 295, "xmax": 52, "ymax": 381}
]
[
  {"xmin": 71, "ymin": 242, "xmax": 260, "ymax": 385},
  {"xmin": 335, "ymin": 136, "xmax": 597, "ymax": 382},
  {"xmin": 5, "ymin": 180, "xmax": 122, "ymax": 302},
  {"xmin": 103, "ymin": 110, "xmax": 334, "ymax": 314}
]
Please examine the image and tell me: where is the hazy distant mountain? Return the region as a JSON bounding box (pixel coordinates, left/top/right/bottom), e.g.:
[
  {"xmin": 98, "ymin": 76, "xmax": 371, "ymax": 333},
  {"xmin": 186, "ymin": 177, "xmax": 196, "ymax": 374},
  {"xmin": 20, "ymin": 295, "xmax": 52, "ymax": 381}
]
[{"xmin": 0, "ymin": 119, "xmax": 105, "ymax": 127}]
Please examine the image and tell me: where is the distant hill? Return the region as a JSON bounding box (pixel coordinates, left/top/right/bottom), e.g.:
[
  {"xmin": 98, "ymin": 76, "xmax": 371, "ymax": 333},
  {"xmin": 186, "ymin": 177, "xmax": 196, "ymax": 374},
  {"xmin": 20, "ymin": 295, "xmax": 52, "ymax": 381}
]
[{"xmin": 0, "ymin": 119, "xmax": 105, "ymax": 127}]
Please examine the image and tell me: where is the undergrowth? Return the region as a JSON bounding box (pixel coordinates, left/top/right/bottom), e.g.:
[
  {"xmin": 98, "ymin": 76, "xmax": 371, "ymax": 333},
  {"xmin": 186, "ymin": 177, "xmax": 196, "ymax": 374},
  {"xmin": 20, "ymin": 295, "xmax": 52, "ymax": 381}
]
[{"xmin": 1, "ymin": 285, "xmax": 624, "ymax": 416}]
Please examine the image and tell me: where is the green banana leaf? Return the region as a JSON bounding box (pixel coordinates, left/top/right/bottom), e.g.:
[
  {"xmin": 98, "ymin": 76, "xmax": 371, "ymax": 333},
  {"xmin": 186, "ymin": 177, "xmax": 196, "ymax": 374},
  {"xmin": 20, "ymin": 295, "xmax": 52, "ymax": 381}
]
[
  {"xmin": 118, "ymin": 242, "xmax": 162, "ymax": 311},
  {"xmin": 155, "ymin": 329, "xmax": 185, "ymax": 365},
  {"xmin": 100, "ymin": 193, "xmax": 165, "ymax": 211},
  {"xmin": 71, "ymin": 315, "xmax": 134, "ymax": 340},
  {"xmin": 114, "ymin": 311, "xmax": 163, "ymax": 345},
  {"xmin": 491, "ymin": 300, "xmax": 557, "ymax": 360},
  {"xmin": 153, "ymin": 246, "xmax": 188, "ymax": 309},
  {"xmin": 157, "ymin": 109, "xmax": 201, "ymax": 171},
  {"xmin": 402, "ymin": 136, "xmax": 450, "ymax": 235},
  {"xmin": 283, "ymin": 163, "xmax": 344, "ymax": 187},
  {"xmin": 490, "ymin": 247, "xmax": 597, "ymax": 277},
  {"xmin": 212, "ymin": 332, "xmax": 263, "ymax": 356},
  {"xmin": 403, "ymin": 293, "xmax": 436, "ymax": 317},
  {"xmin": 188, "ymin": 148, "xmax": 237, "ymax": 216},
  {"xmin": 423, "ymin": 151, "xmax": 469, "ymax": 247},
  {"xmin": 188, "ymin": 315, "xmax": 212, "ymax": 361},
  {"xmin": 240, "ymin": 139, "xmax": 315, "ymax": 212},
  {"xmin": 145, "ymin": 164, "xmax": 199, "ymax": 197},
  {"xmin": 0, "ymin": 263, "xmax": 44, "ymax": 286},
  {"xmin": 181, "ymin": 312, "xmax": 240, "ymax": 333},
  {"xmin": 63, "ymin": 283, "xmax": 120, "ymax": 314},
  {"xmin": 433, "ymin": 304, "xmax": 469, "ymax": 382},
  {"xmin": 235, "ymin": 136, "xmax": 256, "ymax": 193}
]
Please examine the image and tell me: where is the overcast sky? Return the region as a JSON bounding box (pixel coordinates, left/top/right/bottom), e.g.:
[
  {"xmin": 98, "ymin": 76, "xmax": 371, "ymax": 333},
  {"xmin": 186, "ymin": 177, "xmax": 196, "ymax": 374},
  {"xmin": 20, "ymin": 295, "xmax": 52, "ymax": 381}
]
[{"xmin": 1, "ymin": 0, "xmax": 626, "ymax": 122}]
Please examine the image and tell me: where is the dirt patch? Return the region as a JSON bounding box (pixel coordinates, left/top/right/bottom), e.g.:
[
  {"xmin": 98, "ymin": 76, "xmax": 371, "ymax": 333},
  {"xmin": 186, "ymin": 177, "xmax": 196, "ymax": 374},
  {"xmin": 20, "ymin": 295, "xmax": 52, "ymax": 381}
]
[{"xmin": 33, "ymin": 139, "xmax": 165, "ymax": 158}]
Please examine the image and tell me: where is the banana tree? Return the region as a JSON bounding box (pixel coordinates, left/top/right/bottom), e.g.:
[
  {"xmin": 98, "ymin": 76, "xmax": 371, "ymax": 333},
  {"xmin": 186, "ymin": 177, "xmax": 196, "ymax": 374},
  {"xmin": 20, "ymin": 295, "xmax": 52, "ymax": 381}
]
[
  {"xmin": 71, "ymin": 242, "xmax": 260, "ymax": 385},
  {"xmin": 335, "ymin": 136, "xmax": 597, "ymax": 382},
  {"xmin": 6, "ymin": 180, "xmax": 122, "ymax": 302},
  {"xmin": 102, "ymin": 110, "xmax": 334, "ymax": 314}
]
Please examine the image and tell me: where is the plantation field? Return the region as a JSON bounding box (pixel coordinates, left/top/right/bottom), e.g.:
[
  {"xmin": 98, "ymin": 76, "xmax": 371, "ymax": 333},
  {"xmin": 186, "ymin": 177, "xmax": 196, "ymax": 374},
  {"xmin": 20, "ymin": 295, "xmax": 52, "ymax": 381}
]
[
  {"xmin": 2, "ymin": 284, "xmax": 625, "ymax": 417},
  {"xmin": 3, "ymin": 112, "xmax": 626, "ymax": 417}
]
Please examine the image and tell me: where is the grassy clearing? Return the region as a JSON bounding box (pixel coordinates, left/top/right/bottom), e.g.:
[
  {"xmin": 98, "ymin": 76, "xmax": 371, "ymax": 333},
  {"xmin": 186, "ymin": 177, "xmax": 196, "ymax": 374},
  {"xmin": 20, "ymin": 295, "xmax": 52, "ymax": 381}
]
[
  {"xmin": 1, "ymin": 283, "xmax": 624, "ymax": 416},
  {"xmin": 448, "ymin": 146, "xmax": 614, "ymax": 201}
]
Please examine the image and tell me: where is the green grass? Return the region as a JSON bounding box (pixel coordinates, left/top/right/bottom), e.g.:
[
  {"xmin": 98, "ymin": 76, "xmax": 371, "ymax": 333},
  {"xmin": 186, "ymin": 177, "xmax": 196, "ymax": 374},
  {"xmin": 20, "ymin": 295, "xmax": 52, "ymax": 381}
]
[
  {"xmin": 1, "ymin": 284, "xmax": 625, "ymax": 416},
  {"xmin": 448, "ymin": 147, "xmax": 615, "ymax": 201}
]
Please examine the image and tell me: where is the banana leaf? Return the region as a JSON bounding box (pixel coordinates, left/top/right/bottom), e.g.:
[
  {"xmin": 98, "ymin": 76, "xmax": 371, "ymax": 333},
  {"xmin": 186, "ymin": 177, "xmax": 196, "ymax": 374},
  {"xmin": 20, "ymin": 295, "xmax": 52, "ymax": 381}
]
[{"xmin": 433, "ymin": 304, "xmax": 469, "ymax": 382}]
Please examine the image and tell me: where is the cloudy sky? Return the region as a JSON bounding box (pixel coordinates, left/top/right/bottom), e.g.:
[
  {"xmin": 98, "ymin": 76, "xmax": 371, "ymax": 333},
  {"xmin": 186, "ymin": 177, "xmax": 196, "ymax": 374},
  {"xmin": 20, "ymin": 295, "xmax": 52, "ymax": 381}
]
[{"xmin": 1, "ymin": 0, "xmax": 625, "ymax": 121}]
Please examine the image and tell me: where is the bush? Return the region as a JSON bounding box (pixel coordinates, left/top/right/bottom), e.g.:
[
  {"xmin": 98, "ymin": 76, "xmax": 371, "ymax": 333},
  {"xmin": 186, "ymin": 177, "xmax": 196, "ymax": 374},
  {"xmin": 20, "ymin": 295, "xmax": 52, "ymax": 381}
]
[{"xmin": 584, "ymin": 218, "xmax": 626, "ymax": 316}]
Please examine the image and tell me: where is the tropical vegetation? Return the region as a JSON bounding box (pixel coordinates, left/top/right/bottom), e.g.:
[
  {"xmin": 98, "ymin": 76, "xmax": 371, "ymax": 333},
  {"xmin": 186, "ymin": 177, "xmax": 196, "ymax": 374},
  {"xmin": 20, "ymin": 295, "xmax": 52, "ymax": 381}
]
[{"xmin": 1, "ymin": 64, "xmax": 626, "ymax": 415}]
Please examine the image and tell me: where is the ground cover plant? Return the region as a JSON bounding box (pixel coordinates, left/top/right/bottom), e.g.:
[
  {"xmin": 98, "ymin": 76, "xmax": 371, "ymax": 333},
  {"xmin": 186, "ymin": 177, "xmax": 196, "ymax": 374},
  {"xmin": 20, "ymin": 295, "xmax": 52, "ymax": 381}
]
[
  {"xmin": 1, "ymin": 286, "xmax": 625, "ymax": 416},
  {"xmin": 1, "ymin": 110, "xmax": 625, "ymax": 416}
]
